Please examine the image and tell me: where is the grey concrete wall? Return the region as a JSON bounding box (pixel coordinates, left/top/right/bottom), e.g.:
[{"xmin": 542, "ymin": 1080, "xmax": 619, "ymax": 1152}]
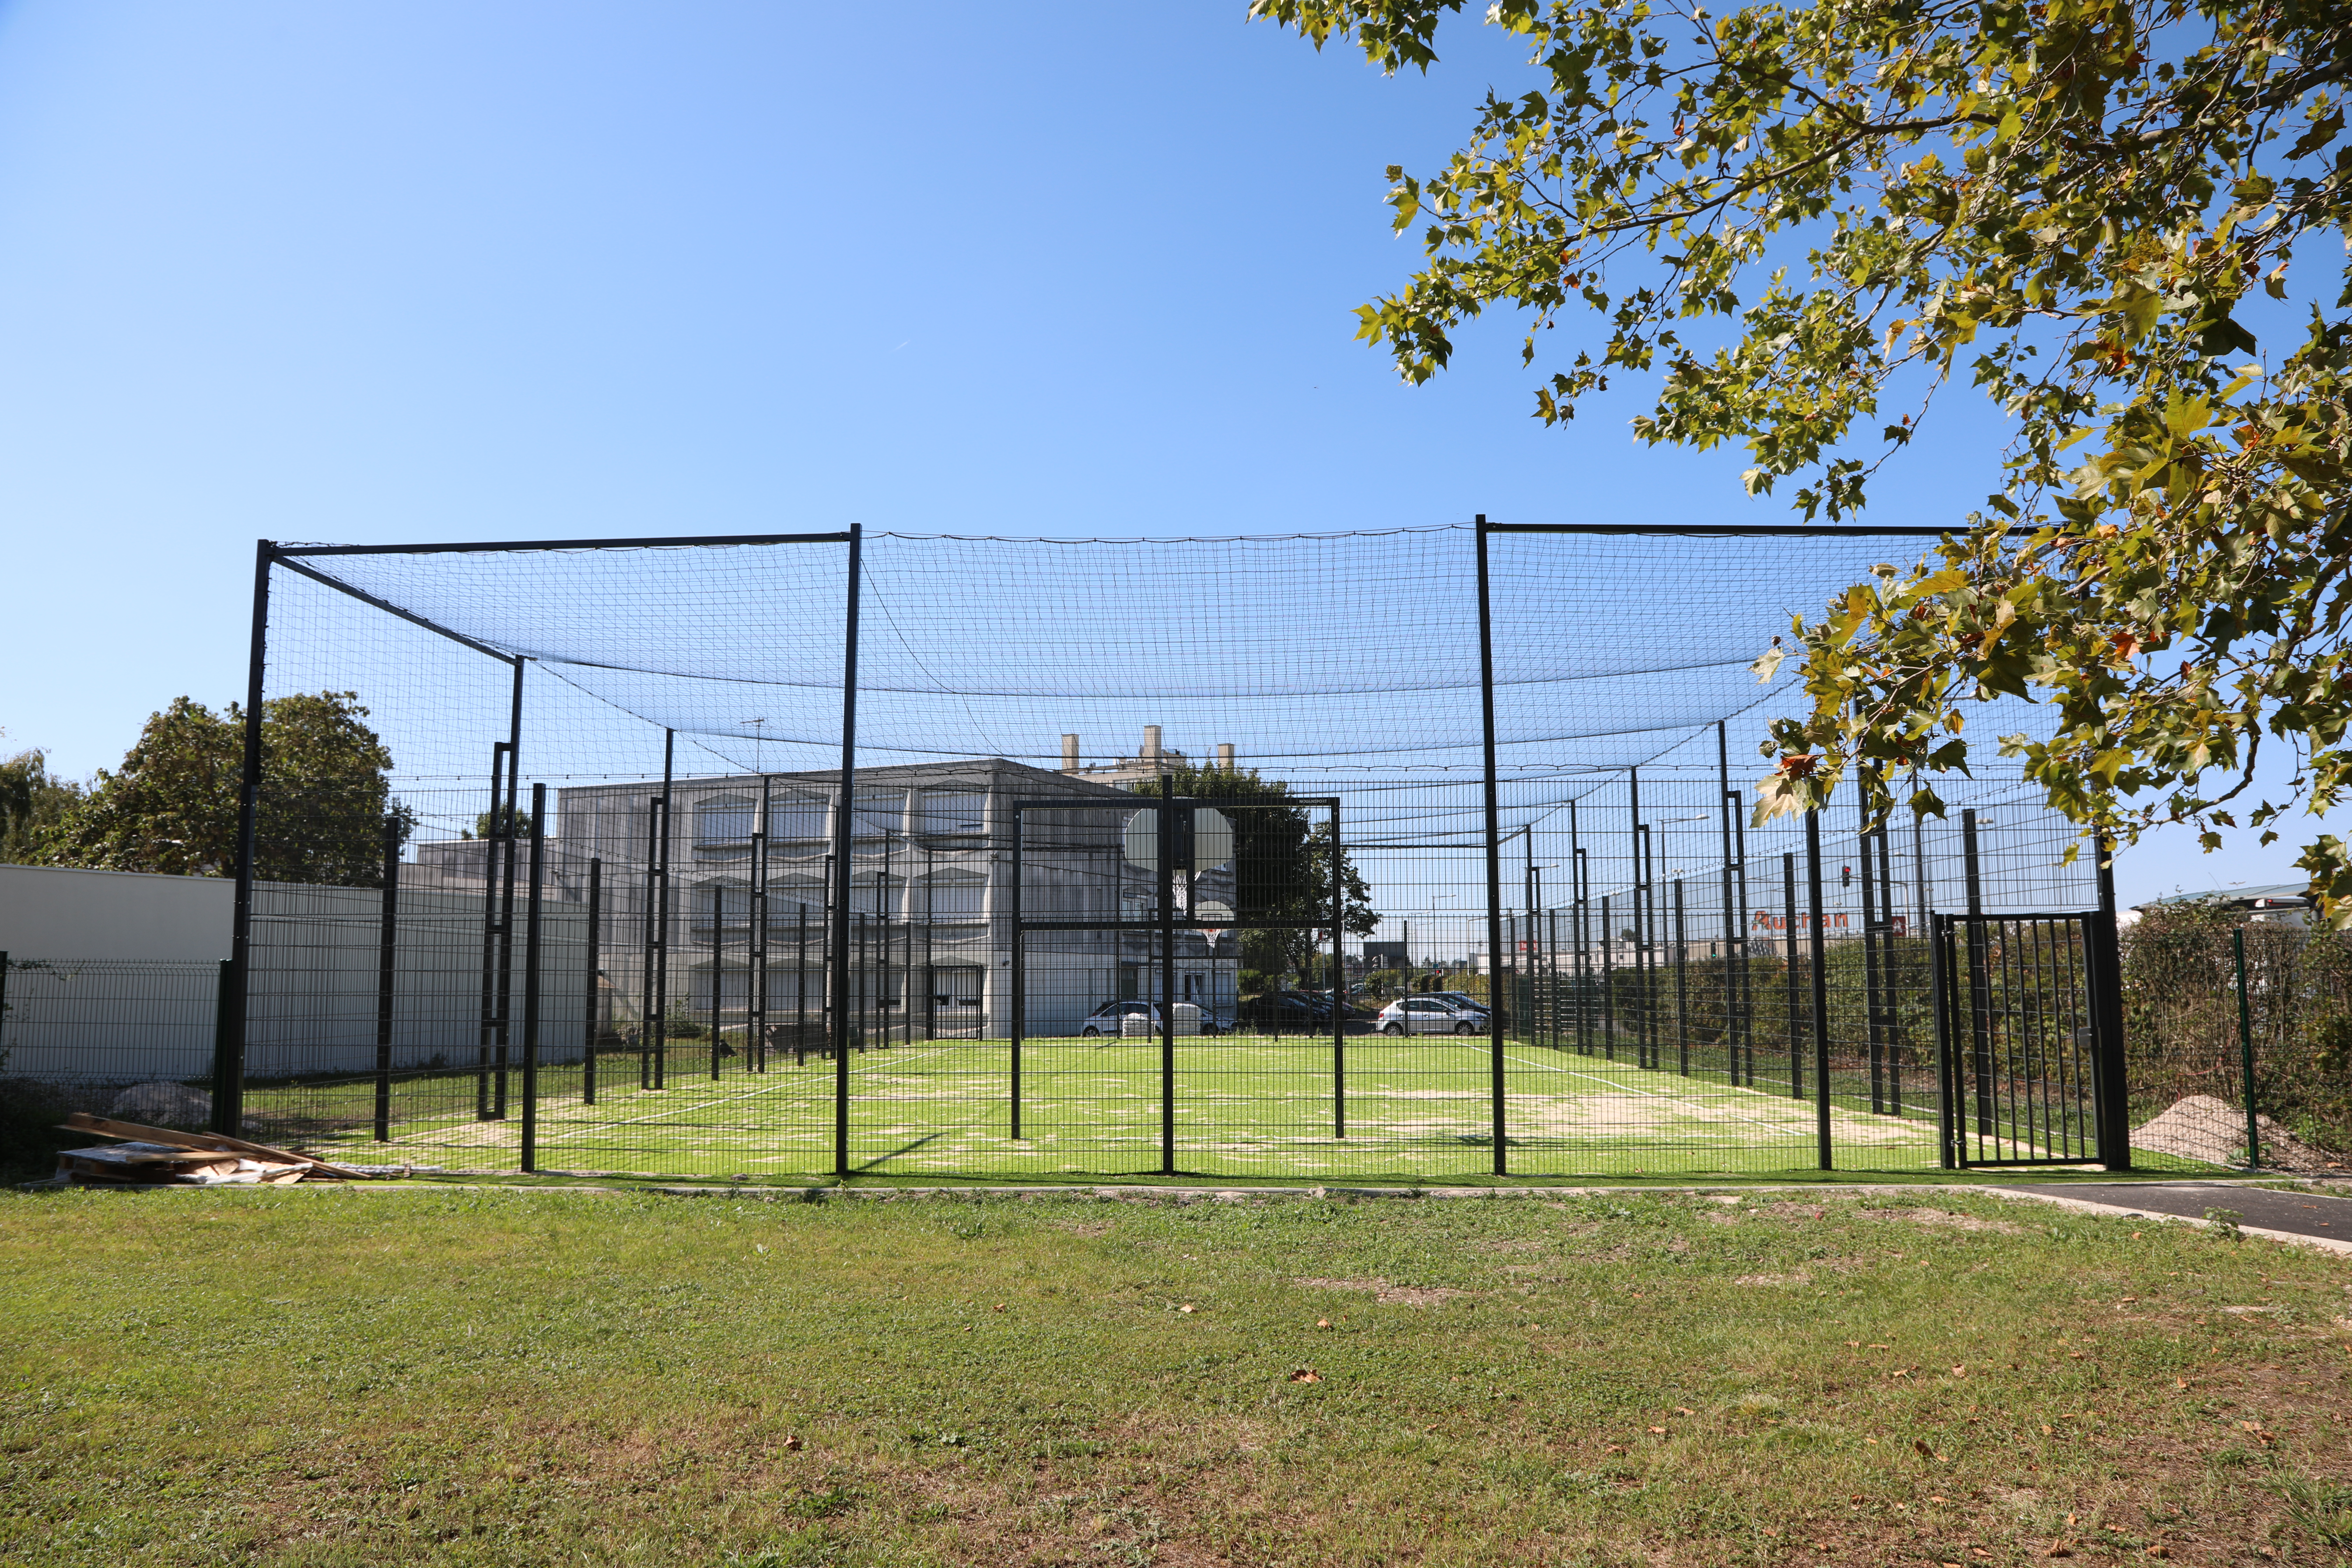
[{"xmin": 0, "ymin": 868, "xmax": 587, "ymax": 1082}]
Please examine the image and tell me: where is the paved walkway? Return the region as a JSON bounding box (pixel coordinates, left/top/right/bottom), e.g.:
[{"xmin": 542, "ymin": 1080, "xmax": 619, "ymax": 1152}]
[{"xmin": 1995, "ymin": 1180, "xmax": 2352, "ymax": 1246}]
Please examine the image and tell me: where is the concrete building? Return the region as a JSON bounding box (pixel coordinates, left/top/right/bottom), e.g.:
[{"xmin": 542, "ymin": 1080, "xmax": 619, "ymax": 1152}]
[{"xmin": 553, "ymin": 754, "xmax": 1238, "ymax": 1040}]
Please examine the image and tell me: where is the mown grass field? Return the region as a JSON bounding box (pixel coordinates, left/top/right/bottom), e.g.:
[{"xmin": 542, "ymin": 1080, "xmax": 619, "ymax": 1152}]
[
  {"xmin": 4, "ymin": 1185, "xmax": 2348, "ymax": 1566},
  {"xmin": 264, "ymin": 1036, "xmax": 1973, "ymax": 1182}
]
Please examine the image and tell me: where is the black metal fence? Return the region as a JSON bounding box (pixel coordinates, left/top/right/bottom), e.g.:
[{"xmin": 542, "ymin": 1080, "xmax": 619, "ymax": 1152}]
[{"xmin": 26, "ymin": 521, "xmax": 2330, "ymax": 1180}]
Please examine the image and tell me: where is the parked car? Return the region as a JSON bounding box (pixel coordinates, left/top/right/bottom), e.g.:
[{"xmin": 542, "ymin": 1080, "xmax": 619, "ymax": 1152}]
[
  {"xmin": 1290, "ymin": 989, "xmax": 1372, "ymax": 1023},
  {"xmin": 1233, "ymin": 993, "xmax": 1321, "ymax": 1031},
  {"xmin": 1374, "ymin": 997, "xmax": 1485, "ymax": 1036},
  {"xmin": 1423, "ymin": 991, "xmax": 1492, "ymax": 1017},
  {"xmin": 1076, "ymin": 1000, "xmax": 1230, "ymax": 1037}
]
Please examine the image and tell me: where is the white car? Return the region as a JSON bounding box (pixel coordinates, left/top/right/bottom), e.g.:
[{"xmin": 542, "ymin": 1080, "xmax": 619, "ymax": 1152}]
[
  {"xmin": 1375, "ymin": 997, "xmax": 1485, "ymax": 1036},
  {"xmin": 1076, "ymin": 1000, "xmax": 1230, "ymax": 1037}
]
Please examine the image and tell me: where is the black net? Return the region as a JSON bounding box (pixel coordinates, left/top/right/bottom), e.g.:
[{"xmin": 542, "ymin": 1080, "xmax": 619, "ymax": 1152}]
[{"xmin": 150, "ymin": 524, "xmax": 2158, "ymax": 1180}]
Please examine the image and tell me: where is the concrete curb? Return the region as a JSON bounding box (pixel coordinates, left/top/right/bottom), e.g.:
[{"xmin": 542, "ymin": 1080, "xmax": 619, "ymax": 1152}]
[{"xmin": 1984, "ymin": 1185, "xmax": 2352, "ymax": 1257}]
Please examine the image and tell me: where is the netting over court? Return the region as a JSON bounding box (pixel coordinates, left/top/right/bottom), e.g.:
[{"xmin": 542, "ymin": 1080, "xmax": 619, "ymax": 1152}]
[{"xmin": 86, "ymin": 522, "xmax": 2142, "ymax": 1180}]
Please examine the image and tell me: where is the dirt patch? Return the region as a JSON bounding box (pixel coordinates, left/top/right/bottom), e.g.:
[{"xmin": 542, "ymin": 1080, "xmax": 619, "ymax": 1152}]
[
  {"xmin": 1754, "ymin": 1200, "xmax": 1832, "ymax": 1221},
  {"xmin": 1857, "ymin": 1206, "xmax": 2028, "ymax": 1236},
  {"xmin": 1294, "ymin": 1276, "xmax": 1473, "ymax": 1307},
  {"xmin": 2133, "ymin": 1094, "xmax": 2341, "ymax": 1172}
]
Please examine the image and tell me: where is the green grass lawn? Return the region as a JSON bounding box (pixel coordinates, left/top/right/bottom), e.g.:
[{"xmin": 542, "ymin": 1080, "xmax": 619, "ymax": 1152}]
[
  {"xmin": 3, "ymin": 1185, "xmax": 2347, "ymax": 1566},
  {"xmin": 258, "ymin": 1036, "xmax": 1981, "ymax": 1182}
]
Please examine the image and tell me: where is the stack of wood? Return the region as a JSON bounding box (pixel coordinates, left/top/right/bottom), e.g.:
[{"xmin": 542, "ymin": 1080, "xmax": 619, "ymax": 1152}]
[{"xmin": 50, "ymin": 1113, "xmax": 366, "ymax": 1186}]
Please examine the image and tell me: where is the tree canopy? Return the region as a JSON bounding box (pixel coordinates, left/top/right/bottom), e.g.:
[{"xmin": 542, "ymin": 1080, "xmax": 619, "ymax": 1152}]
[
  {"xmin": 40, "ymin": 692, "xmax": 411, "ymax": 886},
  {"xmin": 1255, "ymin": 0, "xmax": 2352, "ymax": 919},
  {"xmin": 0, "ymin": 747, "xmax": 84, "ymax": 865}
]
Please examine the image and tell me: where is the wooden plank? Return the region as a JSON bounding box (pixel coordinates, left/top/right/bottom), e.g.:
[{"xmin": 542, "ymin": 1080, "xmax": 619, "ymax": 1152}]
[{"xmin": 59, "ymin": 1113, "xmax": 364, "ymax": 1180}]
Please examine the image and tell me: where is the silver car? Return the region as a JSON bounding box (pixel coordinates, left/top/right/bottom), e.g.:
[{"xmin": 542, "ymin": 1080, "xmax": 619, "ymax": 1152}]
[{"xmin": 1374, "ymin": 997, "xmax": 1483, "ymax": 1036}]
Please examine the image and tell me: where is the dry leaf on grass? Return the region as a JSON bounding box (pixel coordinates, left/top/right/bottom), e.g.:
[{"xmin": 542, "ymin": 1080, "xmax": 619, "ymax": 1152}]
[{"xmin": 1288, "ymin": 1368, "xmax": 1321, "ymax": 1383}]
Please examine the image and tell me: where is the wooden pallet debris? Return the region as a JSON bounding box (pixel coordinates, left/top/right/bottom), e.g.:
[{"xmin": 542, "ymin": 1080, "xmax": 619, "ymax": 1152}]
[
  {"xmin": 54, "ymin": 1112, "xmax": 367, "ymax": 1184},
  {"xmin": 54, "ymin": 1141, "xmax": 308, "ymax": 1186}
]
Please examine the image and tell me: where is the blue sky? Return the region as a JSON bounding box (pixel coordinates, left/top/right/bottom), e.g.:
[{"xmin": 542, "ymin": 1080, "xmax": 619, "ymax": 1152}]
[{"xmin": 0, "ymin": 0, "xmax": 2327, "ymax": 906}]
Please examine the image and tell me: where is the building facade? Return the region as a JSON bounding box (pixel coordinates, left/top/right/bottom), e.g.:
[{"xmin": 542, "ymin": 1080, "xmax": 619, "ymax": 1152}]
[{"xmin": 550, "ymin": 757, "xmax": 1238, "ymax": 1040}]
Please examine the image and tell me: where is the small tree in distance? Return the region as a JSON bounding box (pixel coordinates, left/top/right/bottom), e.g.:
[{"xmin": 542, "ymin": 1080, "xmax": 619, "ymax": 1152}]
[{"xmin": 1130, "ymin": 762, "xmax": 1379, "ymax": 983}]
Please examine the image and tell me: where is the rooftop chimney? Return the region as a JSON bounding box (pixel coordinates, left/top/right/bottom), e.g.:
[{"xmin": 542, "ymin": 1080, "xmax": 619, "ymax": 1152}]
[
  {"xmin": 1062, "ymin": 734, "xmax": 1079, "ymax": 772},
  {"xmin": 1143, "ymin": 724, "xmax": 1163, "ymax": 762},
  {"xmin": 1217, "ymin": 743, "xmax": 1234, "ymax": 773}
]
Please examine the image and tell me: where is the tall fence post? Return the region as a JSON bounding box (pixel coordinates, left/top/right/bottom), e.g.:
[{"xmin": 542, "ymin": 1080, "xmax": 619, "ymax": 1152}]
[
  {"xmin": 1961, "ymin": 810, "xmax": 1994, "ymax": 1136},
  {"xmin": 655, "ymin": 729, "xmax": 674, "ymax": 1092},
  {"xmin": 583, "ymin": 857, "xmax": 601, "ymax": 1107},
  {"xmin": 638, "ymin": 789, "xmax": 661, "ymax": 1091},
  {"xmin": 2234, "ymin": 925, "xmax": 2259, "ymax": 1169},
  {"xmin": 1332, "ymin": 799, "xmax": 1346, "ymax": 1139},
  {"xmin": 751, "ymin": 778, "xmax": 769, "ymax": 1073},
  {"xmin": 1783, "ymin": 853, "xmax": 1802, "ymax": 1098},
  {"xmin": 1009, "ymin": 805, "xmax": 1024, "ymax": 1139},
  {"xmin": 1157, "ymin": 788, "xmax": 1178, "ymax": 1176},
  {"xmin": 520, "ymin": 783, "xmax": 546, "ymax": 1172},
  {"xmin": 1475, "ymin": 515, "xmax": 1508, "ymax": 1175},
  {"xmin": 709, "ymin": 855, "xmax": 724, "ymax": 1083},
  {"xmin": 1806, "ymin": 807, "xmax": 1832, "ymax": 1170},
  {"xmin": 1672, "ymin": 879, "xmax": 1688, "ymax": 1076},
  {"xmin": 374, "ymin": 811, "xmax": 400, "ymax": 1142},
  {"xmin": 832, "ymin": 524, "xmax": 862, "ymax": 1182},
  {"xmin": 216, "ymin": 539, "xmax": 272, "ymax": 1140},
  {"xmin": 1877, "ymin": 825, "xmax": 1902, "ymax": 1116},
  {"xmin": 493, "ymin": 660, "xmax": 525, "ymax": 1120},
  {"xmin": 1858, "ymin": 786, "xmax": 1886, "ymax": 1116},
  {"xmin": 1731, "ymin": 793, "xmax": 1751, "ymax": 1087},
  {"xmin": 1930, "ymin": 914, "xmax": 1958, "ymax": 1168},
  {"xmin": 2090, "ymin": 832, "xmax": 2131, "ymax": 1170},
  {"xmin": 1600, "ymin": 893, "xmax": 1615, "ymax": 1059},
  {"xmin": 1717, "ymin": 722, "xmax": 1739, "ymax": 1085},
  {"xmin": 211, "ymin": 956, "xmax": 235, "ymax": 1128},
  {"xmin": 477, "ymin": 739, "xmax": 510, "ymax": 1120}
]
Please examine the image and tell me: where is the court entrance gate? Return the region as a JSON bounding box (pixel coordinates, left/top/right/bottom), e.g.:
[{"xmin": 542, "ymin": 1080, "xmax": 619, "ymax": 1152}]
[{"xmin": 1932, "ymin": 911, "xmax": 2128, "ymax": 1168}]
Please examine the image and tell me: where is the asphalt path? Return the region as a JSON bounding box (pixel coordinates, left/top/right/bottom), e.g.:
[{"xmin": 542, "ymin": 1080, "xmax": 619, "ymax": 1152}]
[{"xmin": 1996, "ymin": 1180, "xmax": 2352, "ymax": 1242}]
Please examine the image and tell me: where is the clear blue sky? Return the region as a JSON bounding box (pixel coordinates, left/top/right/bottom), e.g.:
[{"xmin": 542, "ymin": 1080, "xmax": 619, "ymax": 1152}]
[{"xmin": 0, "ymin": 0, "xmax": 2325, "ymax": 906}]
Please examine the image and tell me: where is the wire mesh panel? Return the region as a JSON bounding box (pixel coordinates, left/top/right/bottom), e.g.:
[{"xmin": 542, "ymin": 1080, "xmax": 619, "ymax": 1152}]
[
  {"xmin": 0, "ymin": 958, "xmax": 222, "ymax": 1097},
  {"xmin": 1934, "ymin": 915, "xmax": 2104, "ymax": 1166},
  {"xmin": 197, "ymin": 522, "xmax": 2142, "ymax": 1180}
]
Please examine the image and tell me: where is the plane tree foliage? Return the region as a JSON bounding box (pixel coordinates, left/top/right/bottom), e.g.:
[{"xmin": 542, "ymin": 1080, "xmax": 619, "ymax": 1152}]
[
  {"xmin": 1253, "ymin": 0, "xmax": 2352, "ymax": 919},
  {"xmin": 40, "ymin": 692, "xmax": 412, "ymax": 886}
]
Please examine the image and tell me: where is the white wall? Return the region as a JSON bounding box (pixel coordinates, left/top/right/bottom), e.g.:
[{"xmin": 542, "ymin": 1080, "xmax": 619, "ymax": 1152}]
[
  {"xmin": 0, "ymin": 866, "xmax": 587, "ymax": 1082},
  {"xmin": 0, "ymin": 863, "xmax": 231, "ymax": 961}
]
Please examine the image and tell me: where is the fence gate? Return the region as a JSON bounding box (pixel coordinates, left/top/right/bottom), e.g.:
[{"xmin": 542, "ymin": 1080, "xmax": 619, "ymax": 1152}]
[{"xmin": 1932, "ymin": 912, "xmax": 2109, "ymax": 1167}]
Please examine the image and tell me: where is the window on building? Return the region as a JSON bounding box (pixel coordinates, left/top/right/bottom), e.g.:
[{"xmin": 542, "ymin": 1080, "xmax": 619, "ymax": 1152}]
[
  {"xmin": 764, "ymin": 876, "xmax": 825, "ymax": 927},
  {"xmin": 766, "ymin": 793, "xmax": 828, "ymax": 844},
  {"xmin": 917, "ymin": 869, "xmax": 986, "ymax": 924},
  {"xmin": 847, "ymin": 869, "xmax": 896, "ymax": 918},
  {"xmin": 693, "ymin": 879, "xmax": 751, "ymax": 932},
  {"xmin": 918, "ymin": 788, "xmax": 986, "ymax": 842},
  {"xmin": 694, "ymin": 796, "xmax": 755, "ymax": 860},
  {"xmin": 851, "ymin": 789, "xmax": 903, "ymax": 840},
  {"xmin": 930, "ymin": 966, "xmax": 983, "ymax": 1009}
]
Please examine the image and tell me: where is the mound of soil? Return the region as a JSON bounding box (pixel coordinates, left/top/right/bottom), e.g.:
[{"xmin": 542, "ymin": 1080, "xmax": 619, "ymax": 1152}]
[{"xmin": 2131, "ymin": 1094, "xmax": 2342, "ymax": 1172}]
